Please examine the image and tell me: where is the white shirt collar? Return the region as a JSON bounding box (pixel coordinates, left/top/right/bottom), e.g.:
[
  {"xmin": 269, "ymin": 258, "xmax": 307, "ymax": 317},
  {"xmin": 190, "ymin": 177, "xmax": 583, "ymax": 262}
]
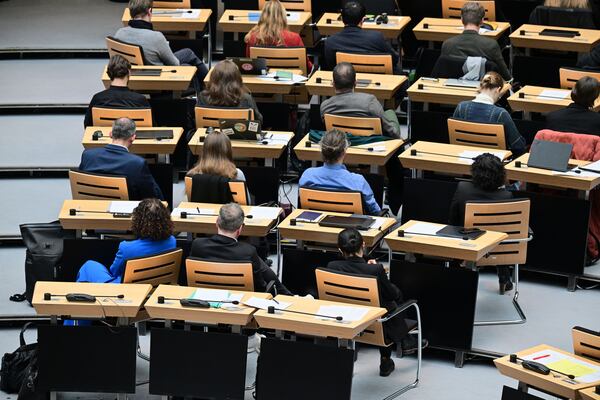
[{"xmin": 473, "ymin": 92, "xmax": 495, "ymax": 105}]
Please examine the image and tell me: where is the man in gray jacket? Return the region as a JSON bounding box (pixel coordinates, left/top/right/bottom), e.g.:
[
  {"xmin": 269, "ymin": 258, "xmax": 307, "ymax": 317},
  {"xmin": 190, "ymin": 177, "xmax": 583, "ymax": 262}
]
[{"xmin": 114, "ymin": 0, "xmax": 208, "ymax": 91}]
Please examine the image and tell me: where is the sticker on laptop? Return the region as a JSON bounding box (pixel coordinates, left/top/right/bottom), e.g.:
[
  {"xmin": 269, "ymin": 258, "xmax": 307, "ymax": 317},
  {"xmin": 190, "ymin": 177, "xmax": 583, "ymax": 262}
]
[
  {"xmin": 222, "ymin": 128, "xmax": 234, "ymax": 135},
  {"xmin": 234, "ymin": 123, "xmax": 247, "ymax": 132},
  {"xmin": 248, "ymin": 122, "xmax": 259, "ymax": 132}
]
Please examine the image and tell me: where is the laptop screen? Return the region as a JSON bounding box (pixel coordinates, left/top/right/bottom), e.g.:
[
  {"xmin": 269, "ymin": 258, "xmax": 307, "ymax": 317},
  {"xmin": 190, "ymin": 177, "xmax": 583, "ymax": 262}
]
[{"xmin": 527, "ymin": 139, "xmax": 572, "ymax": 172}]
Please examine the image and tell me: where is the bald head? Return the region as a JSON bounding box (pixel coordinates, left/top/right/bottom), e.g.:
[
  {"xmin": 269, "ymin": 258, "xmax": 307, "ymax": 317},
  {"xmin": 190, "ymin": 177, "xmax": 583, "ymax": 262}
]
[
  {"xmin": 111, "ymin": 118, "xmax": 136, "ymax": 140},
  {"xmin": 333, "ymin": 62, "xmax": 356, "ymax": 93},
  {"xmin": 217, "ymin": 203, "xmax": 245, "ymax": 234}
]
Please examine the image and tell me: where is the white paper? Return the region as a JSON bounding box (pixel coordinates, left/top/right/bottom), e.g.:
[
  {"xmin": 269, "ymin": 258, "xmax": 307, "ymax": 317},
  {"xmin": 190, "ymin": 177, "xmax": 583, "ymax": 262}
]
[
  {"xmin": 258, "ymin": 73, "xmax": 308, "ymax": 84},
  {"xmin": 248, "ymin": 207, "xmax": 281, "ymax": 220},
  {"xmin": 458, "ymin": 150, "xmax": 507, "ymax": 164},
  {"xmin": 538, "ymin": 89, "xmax": 569, "ymax": 100},
  {"xmin": 552, "ymin": 169, "xmax": 599, "ymax": 178},
  {"xmin": 243, "ymin": 297, "xmax": 291, "ymax": 310},
  {"xmin": 370, "ymin": 217, "xmax": 387, "ymax": 230},
  {"xmin": 192, "ymin": 288, "xmax": 232, "ymax": 302},
  {"xmin": 171, "ymin": 207, "xmax": 217, "ymax": 217},
  {"xmin": 174, "ymin": 9, "xmax": 201, "ymax": 18},
  {"xmin": 405, "ymin": 222, "xmax": 441, "ymax": 236},
  {"xmin": 316, "ymin": 305, "xmax": 369, "ymax": 322},
  {"xmin": 455, "ymin": 27, "xmax": 497, "ymax": 34},
  {"xmin": 522, "ymin": 349, "xmax": 600, "ymax": 383},
  {"xmin": 286, "ymin": 12, "xmax": 300, "ymax": 22},
  {"xmin": 581, "ymin": 159, "xmax": 600, "ymax": 172},
  {"xmin": 108, "ymin": 201, "xmax": 140, "ymax": 214},
  {"xmin": 262, "ymin": 133, "xmax": 291, "ymax": 145}
]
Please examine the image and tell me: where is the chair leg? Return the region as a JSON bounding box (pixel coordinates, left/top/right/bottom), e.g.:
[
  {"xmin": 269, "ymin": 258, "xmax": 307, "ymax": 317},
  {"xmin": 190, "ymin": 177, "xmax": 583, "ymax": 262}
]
[{"xmin": 474, "ymin": 264, "xmax": 526, "ymax": 326}]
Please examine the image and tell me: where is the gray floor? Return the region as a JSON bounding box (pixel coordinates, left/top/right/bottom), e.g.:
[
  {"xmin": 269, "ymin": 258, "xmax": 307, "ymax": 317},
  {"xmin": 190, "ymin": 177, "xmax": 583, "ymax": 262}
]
[
  {"xmin": 0, "ymin": 115, "xmax": 84, "ymax": 168},
  {"xmin": 0, "ymin": 59, "xmax": 106, "ymax": 106},
  {"xmin": 0, "ymin": 0, "xmax": 124, "ymax": 51}
]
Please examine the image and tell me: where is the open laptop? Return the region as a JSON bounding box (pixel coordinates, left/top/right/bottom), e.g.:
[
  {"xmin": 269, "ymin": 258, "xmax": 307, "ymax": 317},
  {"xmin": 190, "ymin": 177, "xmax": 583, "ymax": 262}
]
[
  {"xmin": 231, "ymin": 58, "xmax": 268, "ymax": 75},
  {"xmin": 219, "ymin": 119, "xmax": 262, "ymax": 141},
  {"xmin": 527, "ymin": 139, "xmax": 572, "ymax": 172}
]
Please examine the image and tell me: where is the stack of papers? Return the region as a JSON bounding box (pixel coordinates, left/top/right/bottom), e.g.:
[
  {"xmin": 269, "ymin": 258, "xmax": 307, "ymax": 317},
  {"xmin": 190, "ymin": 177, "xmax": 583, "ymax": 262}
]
[
  {"xmin": 537, "ymin": 89, "xmax": 569, "ymax": 100},
  {"xmin": 108, "ymin": 201, "xmax": 140, "ymax": 214},
  {"xmin": 316, "ymin": 305, "xmax": 369, "ymax": 322},
  {"xmin": 522, "ymin": 349, "xmax": 600, "ymax": 383},
  {"xmin": 243, "ymin": 297, "xmax": 291, "ymax": 310},
  {"xmin": 171, "ymin": 207, "xmax": 217, "ymax": 217},
  {"xmin": 458, "ymin": 150, "xmax": 507, "ymax": 164},
  {"xmin": 248, "ymin": 207, "xmax": 281, "ymax": 220}
]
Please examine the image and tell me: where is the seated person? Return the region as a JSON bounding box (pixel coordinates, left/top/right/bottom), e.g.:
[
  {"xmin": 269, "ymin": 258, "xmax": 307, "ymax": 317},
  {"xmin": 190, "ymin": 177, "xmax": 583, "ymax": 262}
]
[
  {"xmin": 299, "ymin": 129, "xmax": 381, "ymax": 215},
  {"xmin": 324, "ymin": 1, "xmax": 400, "ymax": 74},
  {"xmin": 449, "ymin": 153, "xmax": 514, "ymax": 294},
  {"xmin": 441, "ymin": 2, "xmax": 512, "ymax": 81},
  {"xmin": 79, "ymin": 117, "xmax": 164, "ymax": 200},
  {"xmin": 326, "ymin": 229, "xmax": 428, "ymax": 376},
  {"xmin": 197, "ymin": 59, "xmax": 263, "ymax": 124},
  {"xmin": 546, "ymin": 76, "xmax": 600, "ymax": 135},
  {"xmin": 190, "ymin": 203, "xmax": 291, "ymax": 295},
  {"xmin": 115, "ymin": 0, "xmax": 208, "ymax": 91},
  {"xmin": 76, "ymin": 198, "xmax": 176, "ymax": 283},
  {"xmin": 244, "ymin": 0, "xmax": 312, "ymax": 72},
  {"xmin": 84, "ymin": 55, "xmax": 149, "ymax": 128},
  {"xmin": 187, "ymin": 130, "xmax": 245, "ymax": 181},
  {"xmin": 453, "ymin": 72, "xmax": 526, "ymax": 155}
]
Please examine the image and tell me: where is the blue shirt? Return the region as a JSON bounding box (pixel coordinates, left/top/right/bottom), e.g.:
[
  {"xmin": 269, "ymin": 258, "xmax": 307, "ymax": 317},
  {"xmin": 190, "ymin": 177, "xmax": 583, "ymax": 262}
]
[{"xmin": 299, "ymin": 164, "xmax": 381, "ymax": 215}]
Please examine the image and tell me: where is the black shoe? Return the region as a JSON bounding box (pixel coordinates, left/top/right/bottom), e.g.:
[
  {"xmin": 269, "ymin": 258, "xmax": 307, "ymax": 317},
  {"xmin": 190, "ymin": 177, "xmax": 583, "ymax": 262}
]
[
  {"xmin": 400, "ymin": 336, "xmax": 429, "ymax": 356},
  {"xmin": 379, "ymin": 357, "xmax": 395, "ymax": 377},
  {"xmin": 499, "ymin": 280, "xmax": 513, "ymax": 295}
]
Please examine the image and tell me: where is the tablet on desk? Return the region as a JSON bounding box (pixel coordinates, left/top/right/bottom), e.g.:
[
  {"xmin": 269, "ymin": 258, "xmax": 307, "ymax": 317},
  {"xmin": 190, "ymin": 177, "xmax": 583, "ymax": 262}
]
[
  {"xmin": 540, "ymin": 28, "xmax": 580, "ymax": 38},
  {"xmin": 130, "ymin": 69, "xmax": 162, "ymax": 77},
  {"xmin": 318, "ymin": 215, "xmax": 375, "ymax": 230},
  {"xmin": 135, "ymin": 129, "xmax": 174, "ymax": 140}
]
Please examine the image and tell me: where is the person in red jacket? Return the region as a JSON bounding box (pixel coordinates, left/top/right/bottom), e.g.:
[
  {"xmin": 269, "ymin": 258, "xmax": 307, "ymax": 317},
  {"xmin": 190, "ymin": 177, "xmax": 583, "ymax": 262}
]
[{"xmin": 244, "ymin": 0, "xmax": 313, "ymax": 72}]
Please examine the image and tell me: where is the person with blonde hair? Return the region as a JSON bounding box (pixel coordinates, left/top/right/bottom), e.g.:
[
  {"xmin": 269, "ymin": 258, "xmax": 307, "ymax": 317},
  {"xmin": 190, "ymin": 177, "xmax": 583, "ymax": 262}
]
[
  {"xmin": 452, "ymin": 72, "xmax": 526, "ymax": 155},
  {"xmin": 244, "ymin": 0, "xmax": 312, "ymax": 71},
  {"xmin": 187, "ymin": 131, "xmax": 245, "ymax": 181}
]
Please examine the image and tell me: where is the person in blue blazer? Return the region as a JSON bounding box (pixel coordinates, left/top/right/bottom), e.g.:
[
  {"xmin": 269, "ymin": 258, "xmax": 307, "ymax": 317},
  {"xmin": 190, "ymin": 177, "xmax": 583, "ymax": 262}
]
[{"xmin": 79, "ymin": 117, "xmax": 164, "ymax": 200}]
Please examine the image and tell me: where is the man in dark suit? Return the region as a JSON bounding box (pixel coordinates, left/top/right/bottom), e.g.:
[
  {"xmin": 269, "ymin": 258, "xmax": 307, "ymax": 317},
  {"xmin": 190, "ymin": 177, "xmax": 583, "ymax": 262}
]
[
  {"xmin": 546, "ymin": 76, "xmax": 600, "ymax": 135},
  {"xmin": 83, "ymin": 55, "xmax": 150, "ymax": 128},
  {"xmin": 440, "ymin": 2, "xmax": 512, "ymax": 81},
  {"xmin": 190, "ymin": 203, "xmax": 291, "ymax": 295},
  {"xmin": 79, "ymin": 117, "xmax": 163, "ymax": 200},
  {"xmin": 324, "ymin": 1, "xmax": 400, "ymax": 74}
]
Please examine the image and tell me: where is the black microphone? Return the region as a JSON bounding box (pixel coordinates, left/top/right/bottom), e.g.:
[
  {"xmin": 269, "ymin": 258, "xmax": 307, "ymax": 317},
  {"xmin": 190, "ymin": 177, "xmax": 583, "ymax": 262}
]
[
  {"xmin": 154, "ymin": 10, "xmax": 193, "ymax": 15},
  {"xmin": 315, "ymin": 77, "xmax": 332, "ymax": 84},
  {"xmin": 517, "ymin": 92, "xmax": 567, "ymax": 100},
  {"xmin": 156, "ymin": 296, "xmax": 240, "ymax": 308},
  {"xmin": 397, "ymin": 229, "xmax": 469, "ymax": 241},
  {"xmin": 179, "ymin": 211, "xmax": 218, "ymax": 219},
  {"xmin": 509, "ymin": 354, "xmax": 576, "ymax": 380},
  {"xmin": 69, "ymin": 209, "xmax": 131, "ymax": 218},
  {"xmin": 228, "ymin": 14, "xmax": 249, "ymax": 20},
  {"xmin": 92, "ymin": 130, "xmax": 104, "ymax": 141},
  {"xmin": 44, "ymin": 293, "xmax": 125, "ymax": 302},
  {"xmin": 410, "ymin": 148, "xmax": 474, "ymax": 161},
  {"xmin": 423, "ymin": 23, "xmax": 461, "ymax": 29},
  {"xmin": 267, "ymin": 305, "xmax": 343, "ymax": 321},
  {"xmin": 417, "ymin": 83, "xmax": 476, "ymax": 92}
]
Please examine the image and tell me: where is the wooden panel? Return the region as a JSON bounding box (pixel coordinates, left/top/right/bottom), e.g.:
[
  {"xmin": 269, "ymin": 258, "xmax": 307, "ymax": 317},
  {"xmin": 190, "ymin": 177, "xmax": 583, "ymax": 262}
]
[
  {"xmin": 448, "ymin": 118, "xmax": 506, "ymax": 149},
  {"xmin": 510, "ymin": 24, "xmax": 600, "ymax": 53},
  {"xmin": 413, "ymin": 18, "xmax": 510, "ymax": 42},
  {"xmin": 573, "ymin": 327, "xmax": 600, "ymax": 362},
  {"xmin": 441, "ymin": 0, "xmax": 496, "ymax": 20},
  {"xmin": 559, "ymin": 68, "xmax": 600, "ymax": 90},
  {"xmin": 122, "ymin": 249, "xmax": 182, "ymax": 287},
  {"xmin": 336, "ymin": 52, "xmax": 393, "ymax": 75},
  {"xmin": 299, "ymin": 187, "xmax": 364, "ymax": 214},
  {"xmin": 306, "ymin": 70, "xmax": 407, "ymax": 100},
  {"xmin": 91, "ymin": 107, "xmax": 153, "ymax": 127},
  {"xmin": 106, "ymin": 36, "xmax": 144, "ymax": 65},
  {"xmin": 324, "ymin": 114, "xmax": 383, "ymax": 137},
  {"xmin": 188, "ymin": 128, "xmax": 293, "ymax": 158},
  {"xmin": 194, "ymin": 107, "xmax": 254, "ymax": 128},
  {"xmin": 317, "ymin": 14, "xmax": 411, "ymax": 39},
  {"xmin": 186, "ymin": 259, "xmax": 254, "ymax": 291},
  {"xmin": 82, "ymin": 126, "xmax": 183, "ymax": 155},
  {"xmin": 101, "ymin": 65, "xmax": 197, "ymax": 92},
  {"xmin": 69, "ymin": 170, "xmax": 129, "ymax": 200},
  {"xmin": 249, "ymin": 46, "xmax": 307, "ymax": 76}
]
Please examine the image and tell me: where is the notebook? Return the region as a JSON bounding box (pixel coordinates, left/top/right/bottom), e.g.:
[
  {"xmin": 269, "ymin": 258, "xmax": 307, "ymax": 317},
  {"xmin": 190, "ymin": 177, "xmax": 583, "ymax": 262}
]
[
  {"xmin": 436, "ymin": 225, "xmax": 485, "ymax": 240},
  {"xmin": 540, "ymin": 28, "xmax": 580, "ymax": 38},
  {"xmin": 527, "ymin": 139, "xmax": 572, "ymax": 172}
]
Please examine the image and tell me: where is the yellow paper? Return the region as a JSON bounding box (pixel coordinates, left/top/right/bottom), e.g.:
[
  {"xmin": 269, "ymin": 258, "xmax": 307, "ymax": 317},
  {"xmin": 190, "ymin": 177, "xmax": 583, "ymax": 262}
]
[{"xmin": 547, "ymin": 359, "xmax": 596, "ymax": 377}]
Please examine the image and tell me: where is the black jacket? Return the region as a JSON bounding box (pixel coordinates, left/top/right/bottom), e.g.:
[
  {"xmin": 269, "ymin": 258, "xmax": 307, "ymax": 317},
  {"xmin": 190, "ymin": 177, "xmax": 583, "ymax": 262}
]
[
  {"xmin": 545, "ymin": 103, "xmax": 600, "ymax": 135},
  {"xmin": 84, "ymin": 85, "xmax": 150, "ymax": 128},
  {"xmin": 324, "ymin": 26, "xmax": 400, "ymax": 73},
  {"xmin": 449, "ymin": 181, "xmax": 513, "ymax": 226}
]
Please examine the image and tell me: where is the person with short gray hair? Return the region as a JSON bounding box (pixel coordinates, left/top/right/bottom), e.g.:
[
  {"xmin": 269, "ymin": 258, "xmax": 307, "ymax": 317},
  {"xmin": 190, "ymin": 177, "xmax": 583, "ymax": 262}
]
[
  {"xmin": 78, "ymin": 117, "xmax": 163, "ymax": 200},
  {"xmin": 190, "ymin": 203, "xmax": 291, "ymax": 295}
]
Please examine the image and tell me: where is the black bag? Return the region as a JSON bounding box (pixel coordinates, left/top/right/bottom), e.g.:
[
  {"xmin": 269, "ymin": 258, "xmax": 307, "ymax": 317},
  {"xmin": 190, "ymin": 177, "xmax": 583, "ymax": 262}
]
[
  {"xmin": 17, "ymin": 222, "xmax": 75, "ymax": 305},
  {"xmin": 0, "ymin": 323, "xmax": 37, "ymax": 394}
]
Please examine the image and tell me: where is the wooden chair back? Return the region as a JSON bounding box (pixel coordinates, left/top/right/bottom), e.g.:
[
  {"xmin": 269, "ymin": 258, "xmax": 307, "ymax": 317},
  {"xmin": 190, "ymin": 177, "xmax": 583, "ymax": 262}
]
[
  {"xmin": 186, "ymin": 258, "xmax": 254, "ymax": 291},
  {"xmin": 249, "ymin": 46, "xmax": 308, "ymax": 76},
  {"xmin": 91, "ymin": 107, "xmax": 153, "ymax": 127},
  {"xmin": 106, "ymin": 36, "xmax": 145, "ymax": 66},
  {"xmin": 336, "ymin": 52, "xmax": 393, "ymax": 75},
  {"xmin": 194, "ymin": 107, "xmax": 254, "ymax": 128},
  {"xmin": 448, "ymin": 118, "xmax": 506, "ymax": 150},
  {"xmin": 299, "ymin": 187, "xmax": 364, "ymax": 214},
  {"xmin": 572, "ymin": 326, "xmax": 600, "ymax": 361},
  {"xmin": 324, "ymin": 114, "xmax": 383, "ymax": 137},
  {"xmin": 258, "ymin": 0, "xmax": 311, "ymax": 12},
  {"xmin": 153, "ymin": 0, "xmax": 191, "ymax": 7},
  {"xmin": 122, "ymin": 248, "xmax": 182, "ymax": 287},
  {"xmin": 559, "ymin": 67, "xmax": 600, "ymax": 90},
  {"xmin": 69, "ymin": 170, "xmax": 129, "ymax": 200},
  {"xmin": 464, "ymin": 199, "xmax": 531, "ymax": 266},
  {"xmin": 184, "ymin": 176, "xmax": 248, "ymax": 205},
  {"xmin": 315, "ymin": 268, "xmax": 388, "ymax": 347},
  {"xmin": 441, "ymin": 0, "xmax": 496, "ymax": 20}
]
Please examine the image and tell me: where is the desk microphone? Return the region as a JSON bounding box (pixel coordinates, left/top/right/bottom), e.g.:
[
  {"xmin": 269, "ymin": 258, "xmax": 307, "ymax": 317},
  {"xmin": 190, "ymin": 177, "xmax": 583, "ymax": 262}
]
[
  {"xmin": 517, "ymin": 92, "xmax": 567, "ymax": 100},
  {"xmin": 157, "ymin": 296, "xmax": 240, "ymax": 308},
  {"xmin": 595, "ymin": 385, "xmax": 600, "ymax": 394},
  {"xmin": 410, "ymin": 149, "xmax": 474, "ymax": 160},
  {"xmin": 228, "ymin": 15, "xmax": 249, "ymax": 20},
  {"xmin": 509, "ymin": 354, "xmax": 576, "ymax": 380},
  {"xmin": 179, "ymin": 211, "xmax": 218, "ymax": 219},
  {"xmin": 422, "ymin": 23, "xmax": 460, "ymax": 29},
  {"xmin": 44, "ymin": 293, "xmax": 125, "ymax": 302},
  {"xmin": 315, "ymin": 77, "xmax": 332, "ymax": 84},
  {"xmin": 69, "ymin": 209, "xmax": 131, "ymax": 218},
  {"xmin": 417, "ymin": 83, "xmax": 476, "ymax": 92},
  {"xmin": 267, "ymin": 305, "xmax": 343, "ymax": 321},
  {"xmin": 398, "ymin": 229, "xmax": 470, "ymax": 241},
  {"xmin": 92, "ymin": 130, "xmax": 104, "ymax": 141},
  {"xmin": 154, "ymin": 10, "xmax": 193, "ymax": 15}
]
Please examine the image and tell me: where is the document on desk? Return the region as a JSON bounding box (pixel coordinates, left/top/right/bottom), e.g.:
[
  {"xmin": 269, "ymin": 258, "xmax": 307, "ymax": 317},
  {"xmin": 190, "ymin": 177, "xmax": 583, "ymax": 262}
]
[
  {"xmin": 316, "ymin": 305, "xmax": 369, "ymax": 322},
  {"xmin": 248, "ymin": 207, "xmax": 281, "ymax": 220},
  {"xmin": 522, "ymin": 349, "xmax": 600, "ymax": 383},
  {"xmin": 370, "ymin": 217, "xmax": 388, "ymax": 230},
  {"xmin": 286, "ymin": 12, "xmax": 300, "ymax": 22},
  {"xmin": 258, "ymin": 73, "xmax": 308, "ymax": 84},
  {"xmin": 458, "ymin": 150, "xmax": 508, "ymax": 164},
  {"xmin": 581, "ymin": 159, "xmax": 600, "ymax": 172},
  {"xmin": 243, "ymin": 297, "xmax": 291, "ymax": 310},
  {"xmin": 406, "ymin": 222, "xmax": 441, "ymax": 236},
  {"xmin": 551, "ymin": 169, "xmax": 599, "ymax": 178},
  {"xmin": 108, "ymin": 201, "xmax": 140, "ymax": 214},
  {"xmin": 262, "ymin": 133, "xmax": 291, "ymax": 145},
  {"xmin": 538, "ymin": 89, "xmax": 569, "ymax": 100},
  {"xmin": 173, "ymin": 9, "xmax": 201, "ymax": 18},
  {"xmin": 171, "ymin": 207, "xmax": 217, "ymax": 217}
]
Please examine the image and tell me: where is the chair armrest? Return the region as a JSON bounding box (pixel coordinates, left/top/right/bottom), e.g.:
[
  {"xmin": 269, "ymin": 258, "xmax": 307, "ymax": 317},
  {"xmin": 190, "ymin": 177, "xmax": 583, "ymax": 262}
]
[{"xmin": 377, "ymin": 299, "xmax": 417, "ymax": 323}]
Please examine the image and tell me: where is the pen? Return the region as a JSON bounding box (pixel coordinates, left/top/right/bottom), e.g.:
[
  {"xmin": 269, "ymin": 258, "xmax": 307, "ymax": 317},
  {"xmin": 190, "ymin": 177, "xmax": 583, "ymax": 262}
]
[
  {"xmin": 533, "ymin": 354, "xmax": 550, "ymax": 360},
  {"xmin": 272, "ymin": 298, "xmax": 280, "ymax": 305}
]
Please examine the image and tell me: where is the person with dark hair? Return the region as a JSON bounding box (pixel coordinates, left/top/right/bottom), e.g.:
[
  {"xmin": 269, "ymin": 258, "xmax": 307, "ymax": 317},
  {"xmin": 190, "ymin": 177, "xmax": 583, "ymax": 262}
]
[
  {"xmin": 323, "ymin": 1, "xmax": 400, "ymax": 73},
  {"xmin": 441, "ymin": 2, "xmax": 512, "ymax": 81},
  {"xmin": 299, "ymin": 129, "xmax": 381, "ymax": 215},
  {"xmin": 545, "ymin": 76, "xmax": 600, "ymax": 134},
  {"xmin": 449, "ymin": 153, "xmax": 514, "ymax": 293},
  {"xmin": 83, "ymin": 55, "xmax": 149, "ymax": 128},
  {"xmin": 189, "ymin": 203, "xmax": 291, "ymax": 295},
  {"xmin": 197, "ymin": 60, "xmax": 262, "ymax": 123},
  {"xmin": 453, "ymin": 72, "xmax": 526, "ymax": 155},
  {"xmin": 75, "ymin": 198, "xmax": 176, "ymax": 283},
  {"xmin": 325, "ymin": 229, "xmax": 428, "ymax": 376},
  {"xmin": 79, "ymin": 117, "xmax": 163, "ymax": 200}
]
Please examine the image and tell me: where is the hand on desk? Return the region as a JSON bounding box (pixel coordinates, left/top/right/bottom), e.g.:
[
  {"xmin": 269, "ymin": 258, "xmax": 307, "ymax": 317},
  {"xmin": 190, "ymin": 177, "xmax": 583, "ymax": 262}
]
[{"xmin": 367, "ymin": 259, "xmax": 377, "ymax": 265}]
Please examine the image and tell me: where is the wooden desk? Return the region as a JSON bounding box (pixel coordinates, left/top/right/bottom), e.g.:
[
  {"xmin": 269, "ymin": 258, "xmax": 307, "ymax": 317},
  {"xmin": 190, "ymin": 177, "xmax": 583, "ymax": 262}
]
[
  {"xmin": 253, "ymin": 295, "xmax": 386, "ymax": 340},
  {"xmin": 385, "ymin": 220, "xmax": 507, "ymax": 263},
  {"xmin": 219, "ymin": 10, "xmax": 311, "ymax": 34},
  {"xmin": 172, "ymin": 202, "xmax": 282, "ymax": 237},
  {"xmin": 399, "ymin": 141, "xmax": 512, "ymax": 176},
  {"xmin": 83, "ymin": 126, "xmax": 184, "ymax": 156},
  {"xmin": 495, "ymin": 345, "xmax": 600, "ymax": 399},
  {"xmin": 188, "ymin": 128, "xmax": 293, "ymax": 166},
  {"xmin": 506, "ymin": 154, "xmax": 600, "ymax": 192},
  {"xmin": 293, "ymin": 134, "xmax": 404, "ymax": 173},
  {"xmin": 203, "ymin": 66, "xmax": 303, "ymax": 95},
  {"xmin": 414, "ymin": 18, "xmax": 510, "ymax": 43},
  {"xmin": 59, "ymin": 200, "xmax": 134, "ymax": 232},
  {"xmin": 145, "ymin": 284, "xmax": 271, "ymax": 326},
  {"xmin": 510, "ymin": 24, "xmax": 600, "ymax": 53},
  {"xmin": 305, "ymin": 70, "xmax": 407, "ymax": 101},
  {"xmin": 102, "ymin": 65, "xmax": 197, "ymax": 92},
  {"xmin": 121, "ymin": 8, "xmax": 211, "ymax": 38},
  {"xmin": 408, "ymin": 77, "xmax": 511, "ymax": 107},
  {"xmin": 316, "ymin": 13, "xmax": 411, "ymax": 39},
  {"xmin": 278, "ymin": 209, "xmax": 396, "ymax": 247},
  {"xmin": 581, "ymin": 387, "xmax": 600, "ymax": 400},
  {"xmin": 508, "ymin": 86, "xmax": 600, "ymax": 117},
  {"xmin": 32, "ymin": 281, "xmax": 151, "ymax": 319}
]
